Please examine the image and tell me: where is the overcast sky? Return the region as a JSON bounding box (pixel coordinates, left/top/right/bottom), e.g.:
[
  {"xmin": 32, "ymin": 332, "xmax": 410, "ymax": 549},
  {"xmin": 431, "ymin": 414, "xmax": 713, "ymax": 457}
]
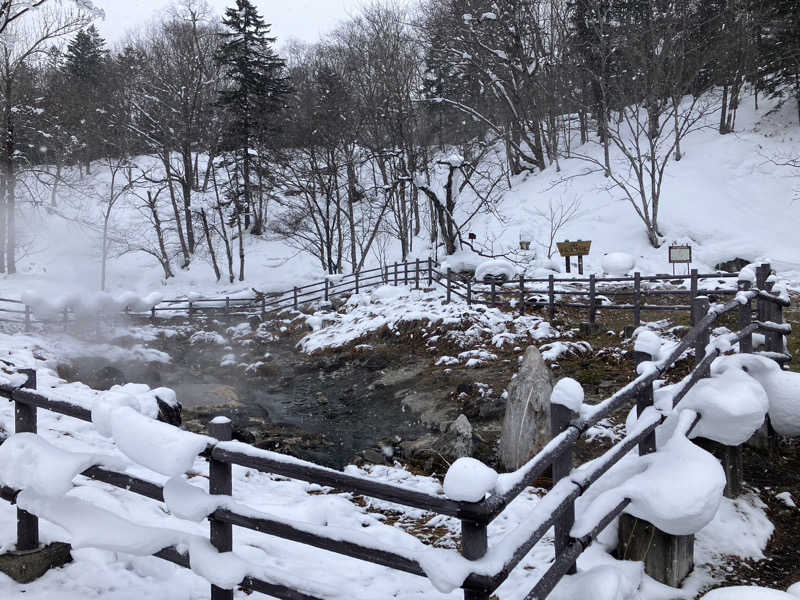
[{"xmin": 90, "ymin": 0, "xmax": 382, "ymax": 48}]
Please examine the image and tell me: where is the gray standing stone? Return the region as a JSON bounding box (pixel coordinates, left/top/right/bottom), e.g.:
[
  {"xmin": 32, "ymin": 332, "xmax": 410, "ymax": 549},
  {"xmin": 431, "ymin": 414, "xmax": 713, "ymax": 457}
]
[{"xmin": 499, "ymin": 346, "xmax": 553, "ymax": 471}]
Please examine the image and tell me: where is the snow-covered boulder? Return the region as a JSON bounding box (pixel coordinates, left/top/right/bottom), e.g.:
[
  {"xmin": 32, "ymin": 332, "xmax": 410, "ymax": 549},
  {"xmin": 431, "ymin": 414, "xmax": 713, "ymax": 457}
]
[
  {"xmin": 475, "ymin": 259, "xmax": 516, "ymax": 282},
  {"xmin": 601, "ymin": 252, "xmax": 636, "ymax": 276}
]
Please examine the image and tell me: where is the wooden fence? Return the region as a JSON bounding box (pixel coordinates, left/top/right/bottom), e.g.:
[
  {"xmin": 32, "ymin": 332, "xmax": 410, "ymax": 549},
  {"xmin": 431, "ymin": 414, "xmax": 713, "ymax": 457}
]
[
  {"xmin": 0, "ymin": 263, "xmax": 792, "ymax": 599},
  {"xmin": 0, "ymin": 260, "xmax": 747, "ymax": 332}
]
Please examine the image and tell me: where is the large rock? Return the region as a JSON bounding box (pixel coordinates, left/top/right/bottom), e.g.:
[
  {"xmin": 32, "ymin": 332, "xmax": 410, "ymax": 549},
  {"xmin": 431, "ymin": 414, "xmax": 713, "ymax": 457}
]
[{"xmin": 499, "ymin": 346, "xmax": 553, "ymax": 471}]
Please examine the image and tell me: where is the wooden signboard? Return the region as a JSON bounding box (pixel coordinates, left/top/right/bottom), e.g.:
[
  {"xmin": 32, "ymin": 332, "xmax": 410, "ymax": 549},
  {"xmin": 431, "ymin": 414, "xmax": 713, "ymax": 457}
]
[
  {"xmin": 669, "ymin": 245, "xmax": 692, "ymax": 275},
  {"xmin": 557, "ymin": 240, "xmax": 592, "ymax": 257},
  {"xmin": 557, "ymin": 240, "xmax": 591, "ymax": 274}
]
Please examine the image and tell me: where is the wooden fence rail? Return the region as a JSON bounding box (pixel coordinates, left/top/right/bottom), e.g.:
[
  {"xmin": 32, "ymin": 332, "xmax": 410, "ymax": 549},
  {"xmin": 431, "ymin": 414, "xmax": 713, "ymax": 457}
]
[{"xmin": 0, "ymin": 264, "xmax": 792, "ymax": 599}]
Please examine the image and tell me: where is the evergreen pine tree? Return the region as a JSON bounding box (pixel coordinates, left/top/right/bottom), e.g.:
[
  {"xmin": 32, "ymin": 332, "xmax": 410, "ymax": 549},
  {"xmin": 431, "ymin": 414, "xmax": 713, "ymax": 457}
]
[
  {"xmin": 215, "ymin": 0, "xmax": 289, "ymax": 236},
  {"xmin": 61, "ymin": 25, "xmax": 109, "ymax": 172},
  {"xmin": 758, "ymin": 0, "xmax": 800, "ymax": 124}
]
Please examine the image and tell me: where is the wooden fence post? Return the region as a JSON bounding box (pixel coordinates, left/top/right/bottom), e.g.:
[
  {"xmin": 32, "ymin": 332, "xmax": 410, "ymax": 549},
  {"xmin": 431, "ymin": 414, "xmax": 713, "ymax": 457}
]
[
  {"xmin": 467, "ymin": 280, "xmax": 472, "ymax": 306},
  {"xmin": 490, "ymin": 282, "xmax": 496, "ymax": 307},
  {"xmin": 394, "ymin": 262, "xmax": 398, "ymax": 286},
  {"xmin": 446, "ymin": 268, "xmax": 452, "ymax": 304},
  {"xmin": 209, "ymin": 417, "xmax": 234, "ymax": 600},
  {"xmin": 589, "ymin": 274, "xmax": 597, "ymax": 325},
  {"xmin": 738, "ymin": 280, "xmax": 753, "ymax": 354},
  {"xmin": 404, "ymin": 262, "xmax": 408, "ymax": 285},
  {"xmin": 461, "ymin": 519, "xmax": 490, "ymax": 600},
  {"xmin": 225, "ymin": 297, "xmax": 230, "ymax": 314},
  {"xmin": 15, "ymin": 369, "xmax": 39, "ymax": 551},
  {"xmin": 621, "ymin": 332, "xmax": 693, "ymax": 584},
  {"xmin": 293, "ymin": 287, "xmax": 299, "ymax": 309},
  {"xmin": 689, "ymin": 269, "xmax": 699, "ymax": 325},
  {"xmin": 324, "ymin": 279, "xmax": 329, "ymax": 302},
  {"xmin": 548, "ymin": 274, "xmax": 555, "ymax": 322},
  {"xmin": 260, "ymin": 297, "xmax": 266, "ymax": 316},
  {"xmin": 188, "ymin": 301, "xmax": 194, "ymax": 321},
  {"xmin": 633, "ymin": 272, "xmax": 642, "ymax": 329},
  {"xmin": 755, "ymin": 263, "xmax": 771, "ymax": 343},
  {"xmin": 427, "ymin": 258, "xmax": 433, "ymax": 287},
  {"xmin": 150, "ymin": 306, "xmax": 156, "ymax": 322},
  {"xmin": 519, "ymin": 275, "xmax": 525, "ymax": 316},
  {"xmin": 550, "ymin": 400, "xmax": 576, "ymax": 575},
  {"xmin": 692, "ymin": 296, "xmax": 710, "ymax": 376},
  {"xmin": 764, "ymin": 273, "xmax": 783, "ymax": 354},
  {"xmin": 355, "ymin": 272, "xmax": 360, "ymax": 295},
  {"xmin": 634, "ymin": 348, "xmax": 657, "ymax": 455}
]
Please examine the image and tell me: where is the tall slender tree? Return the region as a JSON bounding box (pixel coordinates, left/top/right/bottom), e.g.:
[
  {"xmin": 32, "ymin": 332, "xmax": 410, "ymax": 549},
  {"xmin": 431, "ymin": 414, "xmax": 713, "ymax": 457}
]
[{"xmin": 215, "ymin": 0, "xmax": 289, "ymax": 243}]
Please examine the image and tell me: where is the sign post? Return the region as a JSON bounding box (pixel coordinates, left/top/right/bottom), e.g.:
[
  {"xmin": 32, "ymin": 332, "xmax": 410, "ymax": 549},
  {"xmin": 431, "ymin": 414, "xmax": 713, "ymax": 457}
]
[
  {"xmin": 668, "ymin": 245, "xmax": 692, "ymax": 275},
  {"xmin": 556, "ymin": 240, "xmax": 591, "ymax": 275}
]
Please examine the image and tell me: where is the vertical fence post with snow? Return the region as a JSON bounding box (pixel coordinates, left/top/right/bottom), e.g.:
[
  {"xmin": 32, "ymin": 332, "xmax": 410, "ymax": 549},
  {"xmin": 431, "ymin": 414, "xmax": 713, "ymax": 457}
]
[
  {"xmin": 415, "ymin": 259, "xmax": 420, "ymax": 289},
  {"xmin": 633, "ymin": 272, "xmax": 642, "ymax": 328},
  {"xmin": 293, "ymin": 286, "xmax": 299, "ymax": 309},
  {"xmin": 692, "ymin": 296, "xmax": 710, "ymax": 377},
  {"xmin": 753, "ymin": 263, "xmax": 780, "ymax": 454},
  {"xmin": 689, "ymin": 269, "xmax": 699, "ymax": 325},
  {"xmin": 208, "ymin": 417, "xmax": 233, "ymax": 600},
  {"xmin": 446, "ymin": 268, "xmax": 452, "ymax": 304},
  {"xmin": 549, "ymin": 396, "xmax": 576, "ymax": 574},
  {"xmin": 519, "ymin": 275, "xmax": 525, "ymax": 316},
  {"xmin": 15, "ymin": 369, "xmax": 39, "ymax": 551},
  {"xmin": 589, "ymin": 273, "xmax": 597, "ymax": 325},
  {"xmin": 394, "ymin": 262, "xmax": 398, "ymax": 286},
  {"xmin": 427, "ymin": 258, "xmax": 433, "ymax": 287},
  {"xmin": 460, "ymin": 519, "xmax": 490, "ymax": 600},
  {"xmin": 466, "ymin": 279, "xmax": 472, "ymax": 306},
  {"xmin": 548, "ymin": 274, "xmax": 555, "ymax": 322},
  {"xmin": 738, "ymin": 279, "xmax": 753, "ymax": 354},
  {"xmin": 618, "ymin": 337, "xmax": 694, "ymax": 586},
  {"xmin": 490, "ymin": 282, "xmax": 496, "ymax": 307}
]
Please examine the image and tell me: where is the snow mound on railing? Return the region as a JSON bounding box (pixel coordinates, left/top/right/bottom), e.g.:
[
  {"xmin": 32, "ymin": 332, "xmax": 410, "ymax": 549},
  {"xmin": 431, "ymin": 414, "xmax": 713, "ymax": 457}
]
[
  {"xmin": 712, "ymin": 354, "xmax": 800, "ymax": 436},
  {"xmin": 574, "ymin": 411, "xmax": 726, "ymax": 537},
  {"xmin": 0, "ymin": 433, "xmax": 121, "ymax": 496}
]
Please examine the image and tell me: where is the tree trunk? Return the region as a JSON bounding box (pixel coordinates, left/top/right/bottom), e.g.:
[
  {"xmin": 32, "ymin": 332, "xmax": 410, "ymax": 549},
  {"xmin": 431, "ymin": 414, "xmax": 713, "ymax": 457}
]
[
  {"xmin": 719, "ymin": 85, "xmax": 729, "ymax": 134},
  {"xmin": 346, "ymin": 157, "xmax": 358, "ymax": 272},
  {"xmin": 181, "ymin": 146, "xmax": 195, "ymax": 253},
  {"xmin": 147, "ymin": 191, "xmax": 173, "ymax": 279},
  {"xmin": 673, "ymin": 97, "xmax": 682, "ymax": 161},
  {"xmin": 200, "ymin": 208, "xmax": 220, "ymax": 281},
  {"xmin": 236, "ymin": 212, "xmax": 245, "ymax": 281}
]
